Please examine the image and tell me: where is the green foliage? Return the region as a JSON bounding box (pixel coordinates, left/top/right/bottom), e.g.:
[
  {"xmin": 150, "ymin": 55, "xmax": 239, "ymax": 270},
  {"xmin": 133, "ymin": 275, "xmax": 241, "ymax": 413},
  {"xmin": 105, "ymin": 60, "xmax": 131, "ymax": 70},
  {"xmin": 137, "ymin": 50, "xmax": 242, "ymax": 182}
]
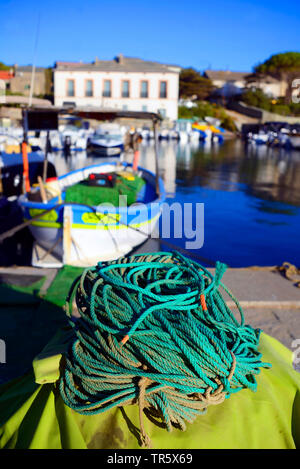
[
  {"xmin": 0, "ymin": 61, "xmax": 10, "ymax": 71},
  {"xmin": 44, "ymin": 67, "xmax": 53, "ymax": 96},
  {"xmin": 242, "ymin": 89, "xmax": 272, "ymax": 111},
  {"xmin": 241, "ymin": 88, "xmax": 300, "ymax": 116},
  {"xmin": 255, "ymin": 52, "xmax": 300, "ymax": 103},
  {"xmin": 255, "ymin": 52, "xmax": 300, "ymax": 77},
  {"xmin": 179, "ymin": 68, "xmax": 214, "ymax": 100},
  {"xmin": 178, "ymin": 101, "xmax": 237, "ymax": 132},
  {"xmin": 5, "ymin": 90, "xmax": 24, "ymax": 96},
  {"xmin": 289, "ymin": 102, "xmax": 300, "ymax": 116}
]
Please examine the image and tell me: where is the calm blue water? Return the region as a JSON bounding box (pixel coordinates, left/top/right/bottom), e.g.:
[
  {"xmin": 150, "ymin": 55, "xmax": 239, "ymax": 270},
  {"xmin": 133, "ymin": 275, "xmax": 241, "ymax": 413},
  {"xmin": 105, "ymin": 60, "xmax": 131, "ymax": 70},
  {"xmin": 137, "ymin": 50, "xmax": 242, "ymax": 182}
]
[{"xmin": 51, "ymin": 138, "xmax": 300, "ymax": 267}]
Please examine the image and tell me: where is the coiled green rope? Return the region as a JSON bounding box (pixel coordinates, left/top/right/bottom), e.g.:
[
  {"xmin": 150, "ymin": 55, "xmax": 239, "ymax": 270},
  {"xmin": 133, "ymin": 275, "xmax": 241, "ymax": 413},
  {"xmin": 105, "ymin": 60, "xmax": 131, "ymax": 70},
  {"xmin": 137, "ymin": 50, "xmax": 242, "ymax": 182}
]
[{"xmin": 59, "ymin": 251, "xmax": 271, "ymax": 446}]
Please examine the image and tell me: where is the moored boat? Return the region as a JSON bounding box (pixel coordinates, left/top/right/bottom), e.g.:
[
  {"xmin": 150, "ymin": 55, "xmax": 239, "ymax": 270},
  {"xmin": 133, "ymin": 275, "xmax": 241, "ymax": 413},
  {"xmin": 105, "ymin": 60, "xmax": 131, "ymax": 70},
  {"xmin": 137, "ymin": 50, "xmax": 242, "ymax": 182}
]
[
  {"xmin": 87, "ymin": 123, "xmax": 124, "ymax": 156},
  {"xmin": 289, "ymin": 134, "xmax": 300, "ymax": 149},
  {"xmin": 18, "ymin": 161, "xmax": 165, "ymax": 267},
  {"xmin": 288, "ymin": 125, "xmax": 300, "ymax": 149}
]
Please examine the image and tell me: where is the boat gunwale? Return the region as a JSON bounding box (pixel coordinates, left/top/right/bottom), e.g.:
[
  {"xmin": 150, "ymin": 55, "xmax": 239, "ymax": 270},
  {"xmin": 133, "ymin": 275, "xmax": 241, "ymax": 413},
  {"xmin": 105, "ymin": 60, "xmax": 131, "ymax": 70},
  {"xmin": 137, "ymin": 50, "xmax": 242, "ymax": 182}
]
[{"xmin": 18, "ymin": 162, "xmax": 166, "ymax": 216}]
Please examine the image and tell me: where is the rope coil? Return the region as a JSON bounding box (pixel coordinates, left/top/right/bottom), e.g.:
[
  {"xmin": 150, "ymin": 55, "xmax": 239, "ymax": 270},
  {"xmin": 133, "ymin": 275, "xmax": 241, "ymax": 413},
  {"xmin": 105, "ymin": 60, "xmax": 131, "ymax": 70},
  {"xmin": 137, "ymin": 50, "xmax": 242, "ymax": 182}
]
[{"xmin": 59, "ymin": 251, "xmax": 271, "ymax": 446}]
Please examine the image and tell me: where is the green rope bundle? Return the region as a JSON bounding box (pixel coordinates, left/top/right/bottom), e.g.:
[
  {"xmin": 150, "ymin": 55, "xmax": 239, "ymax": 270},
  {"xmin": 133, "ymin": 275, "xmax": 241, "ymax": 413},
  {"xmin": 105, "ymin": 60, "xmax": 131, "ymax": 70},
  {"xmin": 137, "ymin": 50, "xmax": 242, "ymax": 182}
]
[{"xmin": 59, "ymin": 251, "xmax": 271, "ymax": 445}]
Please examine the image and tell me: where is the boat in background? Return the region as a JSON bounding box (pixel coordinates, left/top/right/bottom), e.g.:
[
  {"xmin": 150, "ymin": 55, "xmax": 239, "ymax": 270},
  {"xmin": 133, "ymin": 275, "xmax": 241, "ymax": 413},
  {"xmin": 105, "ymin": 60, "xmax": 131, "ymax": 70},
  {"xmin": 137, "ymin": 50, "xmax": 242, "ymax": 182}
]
[
  {"xmin": 140, "ymin": 126, "xmax": 154, "ymax": 140},
  {"xmin": 87, "ymin": 123, "xmax": 124, "ymax": 156},
  {"xmin": 288, "ymin": 125, "xmax": 300, "ymax": 149},
  {"xmin": 59, "ymin": 125, "xmax": 89, "ymax": 151},
  {"xmin": 192, "ymin": 121, "xmax": 224, "ymax": 143}
]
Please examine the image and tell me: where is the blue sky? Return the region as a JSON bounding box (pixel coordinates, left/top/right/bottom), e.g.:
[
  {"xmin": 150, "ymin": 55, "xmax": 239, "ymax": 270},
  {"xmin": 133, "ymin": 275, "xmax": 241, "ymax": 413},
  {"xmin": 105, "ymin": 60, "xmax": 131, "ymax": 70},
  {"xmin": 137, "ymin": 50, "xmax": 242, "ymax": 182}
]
[{"xmin": 1, "ymin": 0, "xmax": 300, "ymax": 72}]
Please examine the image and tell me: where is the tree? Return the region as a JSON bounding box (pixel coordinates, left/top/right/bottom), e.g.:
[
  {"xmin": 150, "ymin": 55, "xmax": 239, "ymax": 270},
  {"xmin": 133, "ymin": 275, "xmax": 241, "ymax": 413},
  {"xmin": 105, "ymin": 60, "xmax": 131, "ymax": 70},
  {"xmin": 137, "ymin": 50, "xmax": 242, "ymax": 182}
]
[
  {"xmin": 0, "ymin": 61, "xmax": 10, "ymax": 71},
  {"xmin": 179, "ymin": 68, "xmax": 214, "ymax": 100},
  {"xmin": 255, "ymin": 52, "xmax": 300, "ymax": 104}
]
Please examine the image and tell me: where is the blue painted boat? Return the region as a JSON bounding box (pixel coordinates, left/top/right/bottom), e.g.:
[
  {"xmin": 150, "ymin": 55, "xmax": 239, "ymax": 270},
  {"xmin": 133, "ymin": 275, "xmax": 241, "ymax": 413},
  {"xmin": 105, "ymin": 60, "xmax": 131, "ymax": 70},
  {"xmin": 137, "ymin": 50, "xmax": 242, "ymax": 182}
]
[{"xmin": 18, "ymin": 161, "xmax": 165, "ymax": 267}]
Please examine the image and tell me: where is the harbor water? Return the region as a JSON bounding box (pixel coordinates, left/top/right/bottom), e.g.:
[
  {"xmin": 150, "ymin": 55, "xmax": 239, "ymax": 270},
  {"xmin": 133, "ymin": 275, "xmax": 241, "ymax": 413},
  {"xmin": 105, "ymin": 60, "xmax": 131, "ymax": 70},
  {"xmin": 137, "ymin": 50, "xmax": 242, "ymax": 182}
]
[{"xmin": 47, "ymin": 138, "xmax": 300, "ymax": 268}]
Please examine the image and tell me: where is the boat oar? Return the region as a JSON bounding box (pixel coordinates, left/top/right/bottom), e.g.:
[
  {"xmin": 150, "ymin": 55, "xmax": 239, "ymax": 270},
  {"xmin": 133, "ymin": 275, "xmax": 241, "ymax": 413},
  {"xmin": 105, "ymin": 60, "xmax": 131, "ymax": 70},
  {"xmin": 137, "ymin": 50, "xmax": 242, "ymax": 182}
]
[{"xmin": 37, "ymin": 176, "xmax": 48, "ymax": 203}]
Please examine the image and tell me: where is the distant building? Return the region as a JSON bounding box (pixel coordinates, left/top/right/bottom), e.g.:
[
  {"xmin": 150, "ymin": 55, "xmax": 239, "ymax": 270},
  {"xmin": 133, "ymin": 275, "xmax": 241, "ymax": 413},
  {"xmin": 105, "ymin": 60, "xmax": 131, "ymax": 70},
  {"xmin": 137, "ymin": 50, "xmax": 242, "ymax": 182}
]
[
  {"xmin": 8, "ymin": 65, "xmax": 47, "ymax": 97},
  {"xmin": 54, "ymin": 55, "xmax": 181, "ymax": 120},
  {"xmin": 204, "ymin": 69, "xmax": 286, "ymax": 99},
  {"xmin": 204, "ymin": 70, "xmax": 248, "ymax": 91},
  {"xmin": 245, "ymin": 73, "xmax": 287, "ymax": 98}
]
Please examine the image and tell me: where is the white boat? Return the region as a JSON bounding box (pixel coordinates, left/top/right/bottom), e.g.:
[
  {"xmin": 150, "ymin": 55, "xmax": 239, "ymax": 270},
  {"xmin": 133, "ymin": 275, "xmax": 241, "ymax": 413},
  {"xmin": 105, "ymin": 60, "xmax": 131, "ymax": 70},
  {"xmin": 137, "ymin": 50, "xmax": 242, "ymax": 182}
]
[
  {"xmin": 87, "ymin": 123, "xmax": 124, "ymax": 156},
  {"xmin": 140, "ymin": 126, "xmax": 154, "ymax": 140},
  {"xmin": 289, "ymin": 133, "xmax": 300, "ymax": 149},
  {"xmin": 18, "ymin": 161, "xmax": 165, "ymax": 267},
  {"xmin": 59, "ymin": 125, "xmax": 88, "ymax": 151},
  {"xmin": 250, "ymin": 131, "xmax": 270, "ymax": 145},
  {"xmin": 158, "ymin": 128, "xmax": 170, "ymax": 140},
  {"xmin": 175, "ymin": 120, "xmax": 199, "ymax": 144},
  {"xmin": 288, "ymin": 126, "xmax": 300, "ymax": 149}
]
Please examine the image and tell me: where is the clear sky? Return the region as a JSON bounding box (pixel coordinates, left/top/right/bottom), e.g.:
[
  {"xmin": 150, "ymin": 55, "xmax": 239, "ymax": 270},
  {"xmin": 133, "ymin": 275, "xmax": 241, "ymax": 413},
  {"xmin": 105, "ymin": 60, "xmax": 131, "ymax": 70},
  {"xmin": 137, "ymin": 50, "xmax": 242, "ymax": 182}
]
[{"xmin": 1, "ymin": 0, "xmax": 300, "ymax": 72}]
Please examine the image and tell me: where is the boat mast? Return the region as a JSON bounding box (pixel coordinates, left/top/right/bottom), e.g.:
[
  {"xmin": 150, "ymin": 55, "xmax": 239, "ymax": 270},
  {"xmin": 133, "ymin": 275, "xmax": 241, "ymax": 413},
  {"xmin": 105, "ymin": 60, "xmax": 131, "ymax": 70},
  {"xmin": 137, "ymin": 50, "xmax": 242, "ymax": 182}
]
[{"xmin": 29, "ymin": 13, "xmax": 40, "ymax": 107}]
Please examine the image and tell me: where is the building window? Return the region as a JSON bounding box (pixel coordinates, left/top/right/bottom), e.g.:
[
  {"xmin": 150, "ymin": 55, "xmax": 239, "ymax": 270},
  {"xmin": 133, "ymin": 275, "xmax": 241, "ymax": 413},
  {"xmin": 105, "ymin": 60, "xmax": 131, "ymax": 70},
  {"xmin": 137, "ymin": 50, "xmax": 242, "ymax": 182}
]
[
  {"xmin": 158, "ymin": 109, "xmax": 166, "ymax": 118},
  {"xmin": 159, "ymin": 81, "xmax": 167, "ymax": 98},
  {"xmin": 140, "ymin": 81, "xmax": 148, "ymax": 98},
  {"xmin": 142, "ymin": 105, "xmax": 147, "ymax": 112},
  {"xmin": 85, "ymin": 80, "xmax": 93, "ymax": 97},
  {"xmin": 122, "ymin": 105, "xmax": 128, "ymax": 110},
  {"xmin": 66, "ymin": 79, "xmax": 75, "ymax": 97},
  {"xmin": 103, "ymin": 80, "xmax": 112, "ymax": 97},
  {"xmin": 122, "ymin": 80, "xmax": 130, "ymax": 98},
  {"xmin": 63, "ymin": 101, "xmax": 76, "ymax": 107}
]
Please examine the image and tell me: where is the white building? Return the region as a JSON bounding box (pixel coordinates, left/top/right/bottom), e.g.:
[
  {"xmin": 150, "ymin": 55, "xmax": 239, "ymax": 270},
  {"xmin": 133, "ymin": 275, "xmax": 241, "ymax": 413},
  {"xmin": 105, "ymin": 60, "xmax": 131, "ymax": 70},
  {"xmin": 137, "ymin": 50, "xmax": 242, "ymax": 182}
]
[
  {"xmin": 54, "ymin": 55, "xmax": 181, "ymax": 120},
  {"xmin": 204, "ymin": 69, "xmax": 286, "ymax": 99}
]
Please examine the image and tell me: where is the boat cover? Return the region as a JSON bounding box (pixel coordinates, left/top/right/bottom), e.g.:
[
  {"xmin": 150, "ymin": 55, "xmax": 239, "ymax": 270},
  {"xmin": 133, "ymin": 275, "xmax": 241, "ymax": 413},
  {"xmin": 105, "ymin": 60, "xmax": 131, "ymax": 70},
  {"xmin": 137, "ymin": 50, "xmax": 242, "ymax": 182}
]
[
  {"xmin": 64, "ymin": 173, "xmax": 146, "ymax": 207},
  {"xmin": 0, "ymin": 330, "xmax": 299, "ymax": 449}
]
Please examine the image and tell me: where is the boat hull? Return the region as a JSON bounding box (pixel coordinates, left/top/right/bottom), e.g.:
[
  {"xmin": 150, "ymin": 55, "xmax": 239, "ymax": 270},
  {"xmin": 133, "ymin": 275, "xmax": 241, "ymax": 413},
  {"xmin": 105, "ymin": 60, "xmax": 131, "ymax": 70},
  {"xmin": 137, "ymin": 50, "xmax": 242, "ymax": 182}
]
[
  {"xmin": 18, "ymin": 162, "xmax": 165, "ymax": 267},
  {"xmin": 289, "ymin": 135, "xmax": 300, "ymax": 149},
  {"xmin": 87, "ymin": 142, "xmax": 124, "ymax": 156}
]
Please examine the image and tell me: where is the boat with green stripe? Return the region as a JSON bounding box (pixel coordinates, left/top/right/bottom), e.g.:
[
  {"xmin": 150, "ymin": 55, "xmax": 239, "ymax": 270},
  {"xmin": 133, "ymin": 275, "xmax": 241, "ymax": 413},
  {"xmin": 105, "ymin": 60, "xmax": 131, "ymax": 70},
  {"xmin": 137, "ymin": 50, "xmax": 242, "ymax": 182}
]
[{"xmin": 18, "ymin": 161, "xmax": 165, "ymax": 267}]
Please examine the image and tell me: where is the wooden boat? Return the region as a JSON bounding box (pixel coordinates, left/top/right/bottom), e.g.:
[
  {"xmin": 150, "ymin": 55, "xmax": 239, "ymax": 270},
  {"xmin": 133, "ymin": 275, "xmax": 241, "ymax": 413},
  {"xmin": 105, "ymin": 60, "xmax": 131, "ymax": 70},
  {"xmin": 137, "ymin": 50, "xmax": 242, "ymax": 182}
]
[{"xmin": 18, "ymin": 161, "xmax": 165, "ymax": 267}]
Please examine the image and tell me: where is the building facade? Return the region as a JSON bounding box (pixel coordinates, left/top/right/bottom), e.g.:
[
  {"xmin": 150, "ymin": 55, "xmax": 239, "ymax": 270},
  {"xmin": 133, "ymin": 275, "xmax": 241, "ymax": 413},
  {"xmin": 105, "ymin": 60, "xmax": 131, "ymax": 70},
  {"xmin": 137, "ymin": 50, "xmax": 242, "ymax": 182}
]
[
  {"xmin": 54, "ymin": 56, "xmax": 181, "ymax": 120},
  {"xmin": 9, "ymin": 65, "xmax": 47, "ymax": 97},
  {"xmin": 204, "ymin": 69, "xmax": 286, "ymax": 99}
]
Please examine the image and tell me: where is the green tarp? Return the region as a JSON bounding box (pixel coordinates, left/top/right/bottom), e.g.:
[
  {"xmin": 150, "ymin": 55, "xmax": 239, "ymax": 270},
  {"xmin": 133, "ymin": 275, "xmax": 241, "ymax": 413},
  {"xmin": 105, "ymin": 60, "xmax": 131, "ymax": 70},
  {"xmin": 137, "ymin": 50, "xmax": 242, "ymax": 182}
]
[
  {"xmin": 64, "ymin": 174, "xmax": 146, "ymax": 207},
  {"xmin": 0, "ymin": 331, "xmax": 300, "ymax": 449}
]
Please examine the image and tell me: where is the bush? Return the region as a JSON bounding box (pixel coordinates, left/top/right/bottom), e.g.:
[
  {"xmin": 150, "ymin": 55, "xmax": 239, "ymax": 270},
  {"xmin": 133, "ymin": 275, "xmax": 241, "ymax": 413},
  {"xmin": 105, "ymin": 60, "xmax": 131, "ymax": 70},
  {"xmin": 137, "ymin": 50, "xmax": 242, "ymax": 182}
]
[
  {"xmin": 241, "ymin": 89, "xmax": 272, "ymax": 111},
  {"xmin": 178, "ymin": 101, "xmax": 237, "ymax": 131},
  {"xmin": 241, "ymin": 88, "xmax": 300, "ymax": 116}
]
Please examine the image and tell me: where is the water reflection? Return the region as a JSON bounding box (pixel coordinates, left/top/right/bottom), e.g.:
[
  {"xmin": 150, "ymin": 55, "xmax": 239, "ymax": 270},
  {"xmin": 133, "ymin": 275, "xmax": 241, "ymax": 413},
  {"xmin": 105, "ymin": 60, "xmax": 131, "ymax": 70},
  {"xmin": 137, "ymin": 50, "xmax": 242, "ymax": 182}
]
[
  {"xmin": 48, "ymin": 138, "xmax": 300, "ymax": 210},
  {"xmin": 48, "ymin": 138, "xmax": 300, "ymax": 266},
  {"xmin": 173, "ymin": 139, "xmax": 300, "ymax": 207}
]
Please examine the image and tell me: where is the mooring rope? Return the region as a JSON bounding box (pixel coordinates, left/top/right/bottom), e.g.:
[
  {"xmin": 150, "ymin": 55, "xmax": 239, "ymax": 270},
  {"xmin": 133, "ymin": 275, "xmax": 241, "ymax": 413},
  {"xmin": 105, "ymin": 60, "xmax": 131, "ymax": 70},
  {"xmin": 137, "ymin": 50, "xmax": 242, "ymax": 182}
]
[{"xmin": 59, "ymin": 251, "xmax": 271, "ymax": 447}]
